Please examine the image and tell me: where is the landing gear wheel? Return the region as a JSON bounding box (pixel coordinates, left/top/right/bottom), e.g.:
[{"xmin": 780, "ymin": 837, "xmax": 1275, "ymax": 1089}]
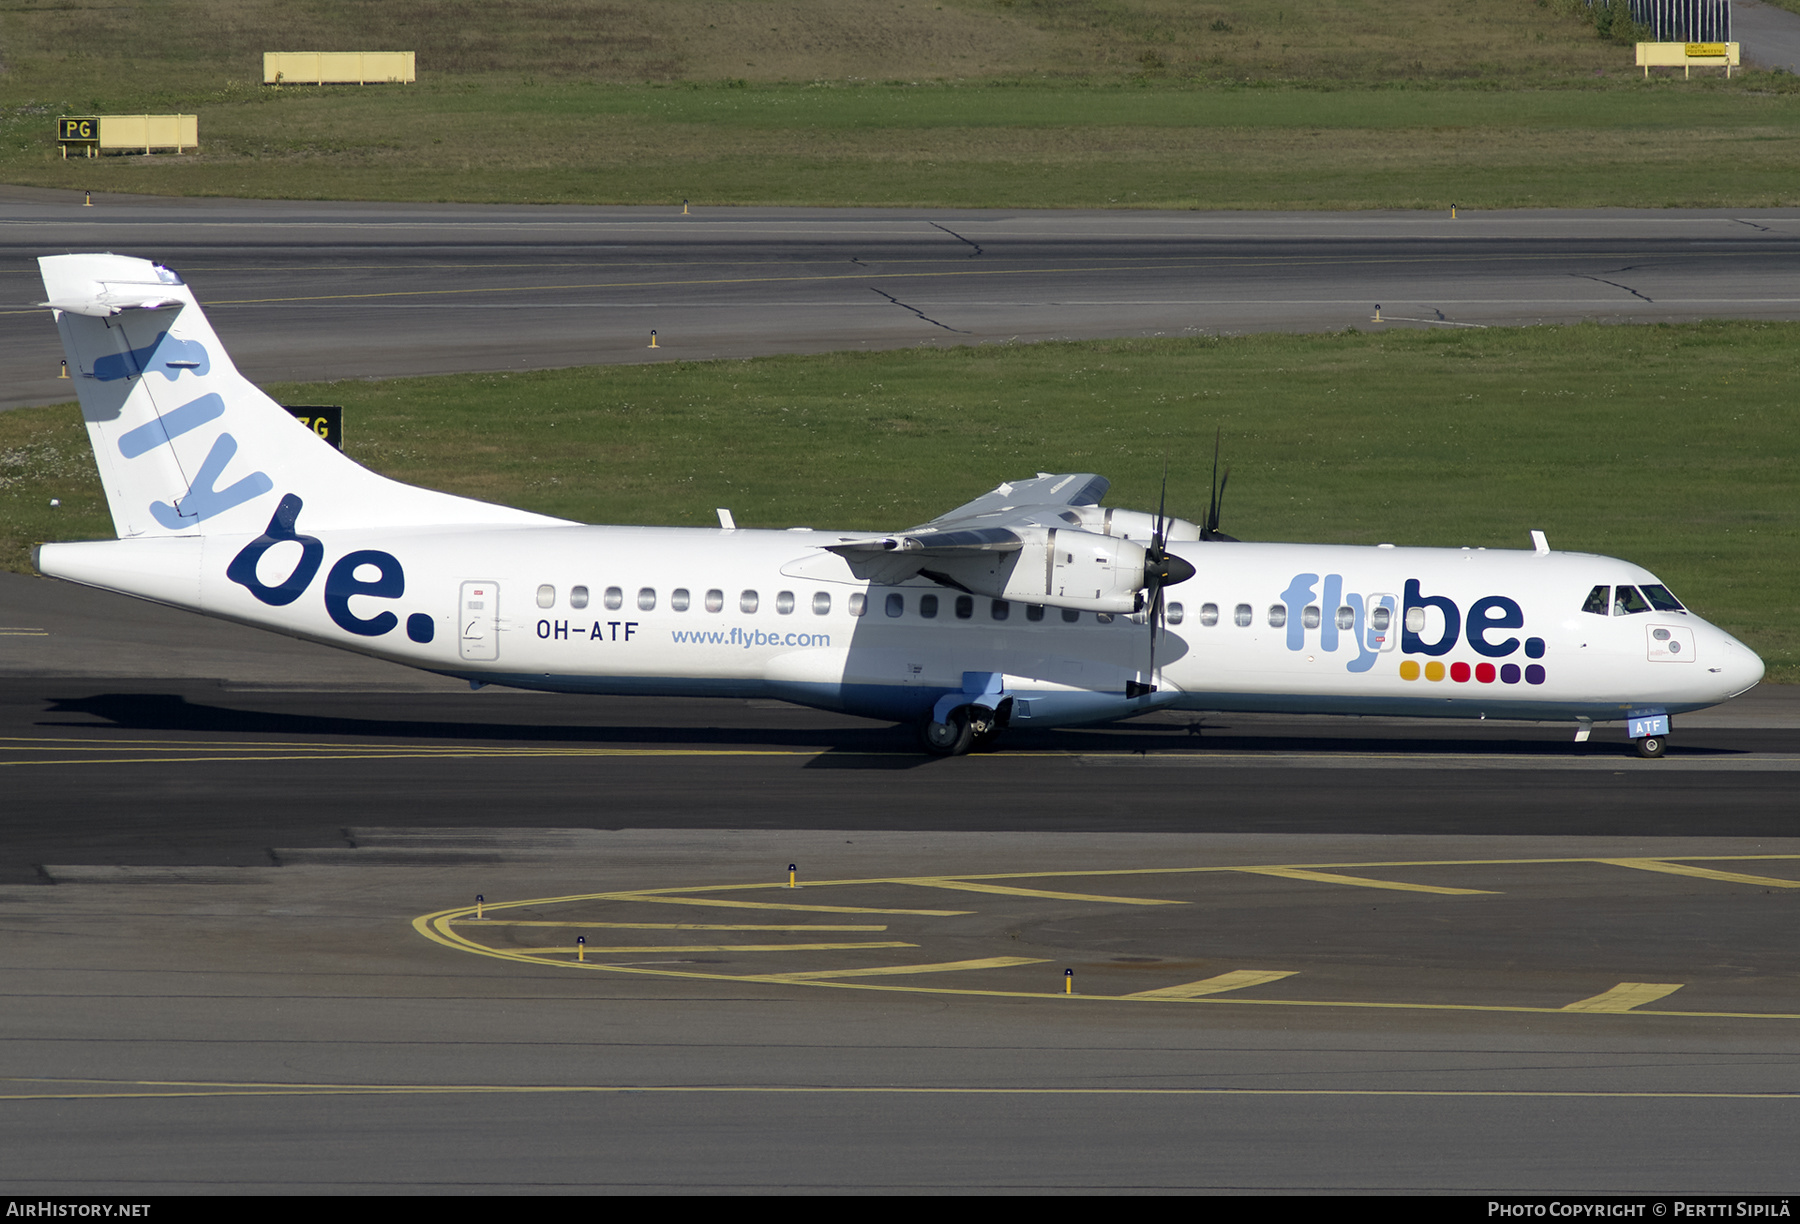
[
  {"xmin": 1635, "ymin": 735, "xmax": 1666, "ymax": 759},
  {"xmin": 921, "ymin": 707, "xmax": 975, "ymax": 756}
]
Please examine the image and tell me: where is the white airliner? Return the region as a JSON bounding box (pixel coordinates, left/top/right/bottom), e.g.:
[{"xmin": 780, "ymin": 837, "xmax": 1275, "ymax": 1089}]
[{"xmin": 33, "ymin": 253, "xmax": 1763, "ymax": 757}]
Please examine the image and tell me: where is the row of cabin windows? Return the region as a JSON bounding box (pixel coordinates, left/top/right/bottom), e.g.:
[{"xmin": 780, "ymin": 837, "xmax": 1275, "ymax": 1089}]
[
  {"xmin": 1580, "ymin": 584, "xmax": 1685, "ymax": 616},
  {"xmin": 875, "ymin": 595, "xmax": 1198, "ymax": 624},
  {"xmin": 529, "ymin": 586, "xmax": 1408, "ymax": 632},
  {"xmin": 536, "ymin": 585, "xmax": 835, "ymax": 615},
  {"xmin": 1175, "ymin": 602, "xmax": 1396, "ymax": 631}
]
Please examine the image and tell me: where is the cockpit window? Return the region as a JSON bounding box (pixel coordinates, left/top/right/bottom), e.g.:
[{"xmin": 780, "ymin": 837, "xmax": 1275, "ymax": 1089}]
[
  {"xmin": 1581, "ymin": 585, "xmax": 1610, "ymax": 616},
  {"xmin": 1641, "ymin": 584, "xmax": 1685, "ymax": 612},
  {"xmin": 1613, "ymin": 585, "xmax": 1650, "ymax": 615}
]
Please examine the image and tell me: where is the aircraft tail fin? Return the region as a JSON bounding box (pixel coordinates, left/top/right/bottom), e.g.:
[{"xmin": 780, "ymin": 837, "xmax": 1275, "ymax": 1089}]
[{"xmin": 40, "ymin": 253, "xmax": 564, "ymax": 540}]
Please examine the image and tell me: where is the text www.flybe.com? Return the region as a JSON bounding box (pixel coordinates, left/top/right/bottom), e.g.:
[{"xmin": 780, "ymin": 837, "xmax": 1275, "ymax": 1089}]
[{"xmin": 671, "ymin": 628, "xmax": 832, "ymax": 649}]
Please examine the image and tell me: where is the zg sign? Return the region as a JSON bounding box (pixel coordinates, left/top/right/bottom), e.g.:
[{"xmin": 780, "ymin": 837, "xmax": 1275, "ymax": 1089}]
[{"xmin": 283, "ymin": 405, "xmax": 344, "ymax": 450}]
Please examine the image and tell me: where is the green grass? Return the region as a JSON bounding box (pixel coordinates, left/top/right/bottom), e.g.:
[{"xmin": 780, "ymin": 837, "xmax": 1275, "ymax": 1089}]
[
  {"xmin": 13, "ymin": 79, "xmax": 1800, "ymax": 209},
  {"xmin": 4, "ymin": 1, "xmax": 1797, "ymax": 208},
  {"xmin": 5, "ymin": 324, "xmax": 1796, "ymax": 678}
]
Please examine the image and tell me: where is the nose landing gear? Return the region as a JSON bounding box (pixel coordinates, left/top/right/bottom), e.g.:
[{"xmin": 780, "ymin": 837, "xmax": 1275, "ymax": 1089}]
[{"xmin": 1626, "ymin": 710, "xmax": 1671, "ymax": 759}]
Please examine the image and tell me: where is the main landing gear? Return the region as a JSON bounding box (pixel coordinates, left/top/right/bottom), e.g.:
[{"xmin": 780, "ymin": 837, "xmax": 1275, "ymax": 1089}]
[{"xmin": 920, "ymin": 703, "xmax": 1003, "ymax": 757}]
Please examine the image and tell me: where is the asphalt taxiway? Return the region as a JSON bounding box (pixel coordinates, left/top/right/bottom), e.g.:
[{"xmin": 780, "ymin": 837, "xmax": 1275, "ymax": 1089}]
[
  {"xmin": 2, "ymin": 571, "xmax": 1797, "ymax": 1192},
  {"xmin": 12, "ymin": 193, "xmax": 1800, "ymax": 410}
]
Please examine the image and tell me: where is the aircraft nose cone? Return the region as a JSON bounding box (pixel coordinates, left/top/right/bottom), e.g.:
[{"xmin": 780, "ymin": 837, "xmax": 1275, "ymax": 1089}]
[{"xmin": 1158, "ymin": 553, "xmax": 1196, "ymax": 587}]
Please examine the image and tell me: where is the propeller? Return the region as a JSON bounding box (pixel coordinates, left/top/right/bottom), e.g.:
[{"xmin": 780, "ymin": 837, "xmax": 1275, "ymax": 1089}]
[
  {"xmin": 1131, "ymin": 459, "xmax": 1197, "ymax": 699},
  {"xmin": 1201, "ymin": 428, "xmax": 1238, "ymax": 542}
]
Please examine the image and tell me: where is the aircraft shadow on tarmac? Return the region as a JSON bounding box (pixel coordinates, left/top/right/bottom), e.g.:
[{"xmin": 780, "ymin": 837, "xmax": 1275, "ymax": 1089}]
[{"xmin": 32, "ymin": 689, "xmax": 1740, "ymax": 767}]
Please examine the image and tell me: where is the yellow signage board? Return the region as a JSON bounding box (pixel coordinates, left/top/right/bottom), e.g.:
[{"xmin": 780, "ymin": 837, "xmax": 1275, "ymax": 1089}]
[
  {"xmin": 264, "ymin": 52, "xmax": 415, "ymax": 85},
  {"xmin": 58, "ymin": 115, "xmax": 195, "ymax": 157},
  {"xmin": 1637, "ymin": 42, "xmax": 1739, "ymax": 76}
]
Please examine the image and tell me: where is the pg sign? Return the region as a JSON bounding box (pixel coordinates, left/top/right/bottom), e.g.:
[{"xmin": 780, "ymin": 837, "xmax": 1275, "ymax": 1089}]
[{"xmin": 58, "ymin": 117, "xmax": 99, "ymax": 158}]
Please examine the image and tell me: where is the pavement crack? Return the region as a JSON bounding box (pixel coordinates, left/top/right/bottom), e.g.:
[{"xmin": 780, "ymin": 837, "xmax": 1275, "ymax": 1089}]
[
  {"xmin": 869, "ymin": 287, "xmax": 966, "ymax": 332},
  {"xmin": 930, "ymin": 222, "xmax": 983, "ymax": 257},
  {"xmin": 1573, "ymin": 272, "xmax": 1654, "ymax": 305},
  {"xmin": 1733, "ymin": 218, "xmax": 1776, "ymax": 233}
]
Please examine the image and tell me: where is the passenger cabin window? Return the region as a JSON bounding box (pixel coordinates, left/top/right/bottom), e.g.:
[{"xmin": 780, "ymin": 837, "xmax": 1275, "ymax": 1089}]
[
  {"xmin": 740, "ymin": 590, "xmax": 759, "ymax": 614},
  {"xmin": 1096, "ymin": 612, "xmax": 1113, "ymax": 624},
  {"xmin": 1062, "ymin": 608, "xmax": 1081, "ymax": 623},
  {"xmin": 776, "ymin": 591, "xmax": 795, "ymax": 615},
  {"xmin": 1199, "ymin": 602, "xmax": 1219, "ymax": 627},
  {"xmin": 705, "ymin": 589, "xmax": 724, "ymax": 613},
  {"xmin": 1335, "ymin": 605, "xmax": 1354, "ymax": 631},
  {"xmin": 1268, "ymin": 605, "xmax": 1287, "ymax": 629},
  {"xmin": 955, "ymin": 596, "xmax": 974, "ymax": 620},
  {"xmin": 919, "ymin": 594, "xmax": 939, "ymax": 619},
  {"xmin": 991, "ymin": 600, "xmax": 1009, "ymax": 621},
  {"xmin": 1233, "ymin": 603, "xmax": 1252, "ymax": 627},
  {"xmin": 1405, "ymin": 606, "xmax": 1427, "ymax": 633},
  {"xmin": 671, "ymin": 589, "xmax": 690, "ymax": 612},
  {"xmin": 849, "ymin": 593, "xmax": 867, "ymax": 617},
  {"xmin": 638, "ymin": 588, "xmax": 656, "ymax": 612},
  {"xmin": 1370, "ymin": 606, "xmax": 1392, "ymax": 631},
  {"xmin": 604, "ymin": 587, "xmax": 624, "ymax": 611},
  {"xmin": 1026, "ymin": 604, "xmax": 1045, "ymax": 622},
  {"xmin": 812, "ymin": 591, "xmax": 831, "ymax": 615},
  {"xmin": 1581, "ymin": 585, "xmax": 1610, "ymax": 616},
  {"xmin": 536, "ymin": 584, "xmax": 556, "ymax": 609},
  {"xmin": 1166, "ymin": 602, "xmax": 1184, "ymax": 625},
  {"xmin": 1614, "ymin": 585, "xmax": 1651, "ymax": 616},
  {"xmin": 570, "ymin": 585, "xmax": 590, "ymax": 610},
  {"xmin": 886, "ymin": 593, "xmax": 904, "ymax": 618},
  {"xmin": 1302, "ymin": 605, "xmax": 1321, "ymax": 630}
]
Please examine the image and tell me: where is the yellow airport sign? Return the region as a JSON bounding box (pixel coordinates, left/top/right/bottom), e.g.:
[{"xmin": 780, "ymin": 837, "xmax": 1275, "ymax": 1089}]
[
  {"xmin": 264, "ymin": 52, "xmax": 415, "ymax": 85},
  {"xmin": 58, "ymin": 114, "xmax": 196, "ymax": 158},
  {"xmin": 1637, "ymin": 41, "xmax": 1739, "ymax": 77}
]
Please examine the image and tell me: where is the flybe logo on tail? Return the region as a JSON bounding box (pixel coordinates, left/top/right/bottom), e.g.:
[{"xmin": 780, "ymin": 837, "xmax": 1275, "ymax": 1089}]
[
  {"xmin": 228, "ymin": 494, "xmax": 436, "ymax": 645},
  {"xmin": 107, "ymin": 337, "xmax": 273, "ymax": 528},
  {"xmin": 1282, "ymin": 573, "xmax": 1547, "ymax": 685}
]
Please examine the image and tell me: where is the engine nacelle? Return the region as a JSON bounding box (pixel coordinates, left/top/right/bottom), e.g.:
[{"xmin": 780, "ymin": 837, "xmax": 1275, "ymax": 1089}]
[
  {"xmin": 1059, "ymin": 505, "xmax": 1201, "ymax": 544},
  {"xmin": 897, "ymin": 526, "xmax": 1148, "ymax": 613}
]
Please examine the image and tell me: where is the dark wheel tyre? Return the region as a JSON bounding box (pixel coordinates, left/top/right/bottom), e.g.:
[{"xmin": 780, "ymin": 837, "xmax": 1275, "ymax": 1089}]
[
  {"xmin": 921, "ymin": 707, "xmax": 975, "ymax": 756},
  {"xmin": 1635, "ymin": 735, "xmax": 1666, "ymax": 759}
]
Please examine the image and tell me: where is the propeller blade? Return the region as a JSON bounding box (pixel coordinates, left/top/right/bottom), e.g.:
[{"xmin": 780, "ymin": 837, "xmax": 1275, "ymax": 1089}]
[
  {"xmin": 1203, "ymin": 429, "xmax": 1238, "ymax": 542},
  {"xmin": 1154, "ymin": 457, "xmax": 1169, "ymax": 557}
]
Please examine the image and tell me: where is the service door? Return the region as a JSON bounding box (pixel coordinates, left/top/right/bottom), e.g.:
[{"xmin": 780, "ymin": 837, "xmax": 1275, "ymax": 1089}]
[{"xmin": 459, "ymin": 581, "xmax": 500, "ymax": 661}]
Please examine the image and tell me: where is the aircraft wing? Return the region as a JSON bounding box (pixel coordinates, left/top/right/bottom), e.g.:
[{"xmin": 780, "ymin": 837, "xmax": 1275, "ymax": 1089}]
[
  {"xmin": 926, "ymin": 472, "xmax": 1109, "ymax": 525},
  {"xmin": 823, "ymin": 472, "xmax": 1107, "ymax": 571},
  {"xmin": 820, "ymin": 473, "xmax": 1149, "ymax": 611}
]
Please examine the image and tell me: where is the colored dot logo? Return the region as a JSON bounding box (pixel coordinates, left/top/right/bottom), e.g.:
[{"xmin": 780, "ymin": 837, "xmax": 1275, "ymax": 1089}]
[{"xmin": 1401, "ymin": 654, "xmax": 1545, "ymax": 685}]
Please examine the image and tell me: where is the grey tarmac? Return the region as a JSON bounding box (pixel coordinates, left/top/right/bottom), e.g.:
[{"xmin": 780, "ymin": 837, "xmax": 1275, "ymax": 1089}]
[
  {"xmin": 2, "ymin": 571, "xmax": 1798, "ymax": 1192},
  {"xmin": 11, "ymin": 193, "xmax": 1800, "ymax": 410}
]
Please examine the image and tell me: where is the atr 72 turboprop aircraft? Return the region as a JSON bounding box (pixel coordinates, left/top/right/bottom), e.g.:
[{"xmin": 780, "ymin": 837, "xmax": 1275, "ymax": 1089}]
[{"xmin": 33, "ymin": 254, "xmax": 1764, "ymax": 757}]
